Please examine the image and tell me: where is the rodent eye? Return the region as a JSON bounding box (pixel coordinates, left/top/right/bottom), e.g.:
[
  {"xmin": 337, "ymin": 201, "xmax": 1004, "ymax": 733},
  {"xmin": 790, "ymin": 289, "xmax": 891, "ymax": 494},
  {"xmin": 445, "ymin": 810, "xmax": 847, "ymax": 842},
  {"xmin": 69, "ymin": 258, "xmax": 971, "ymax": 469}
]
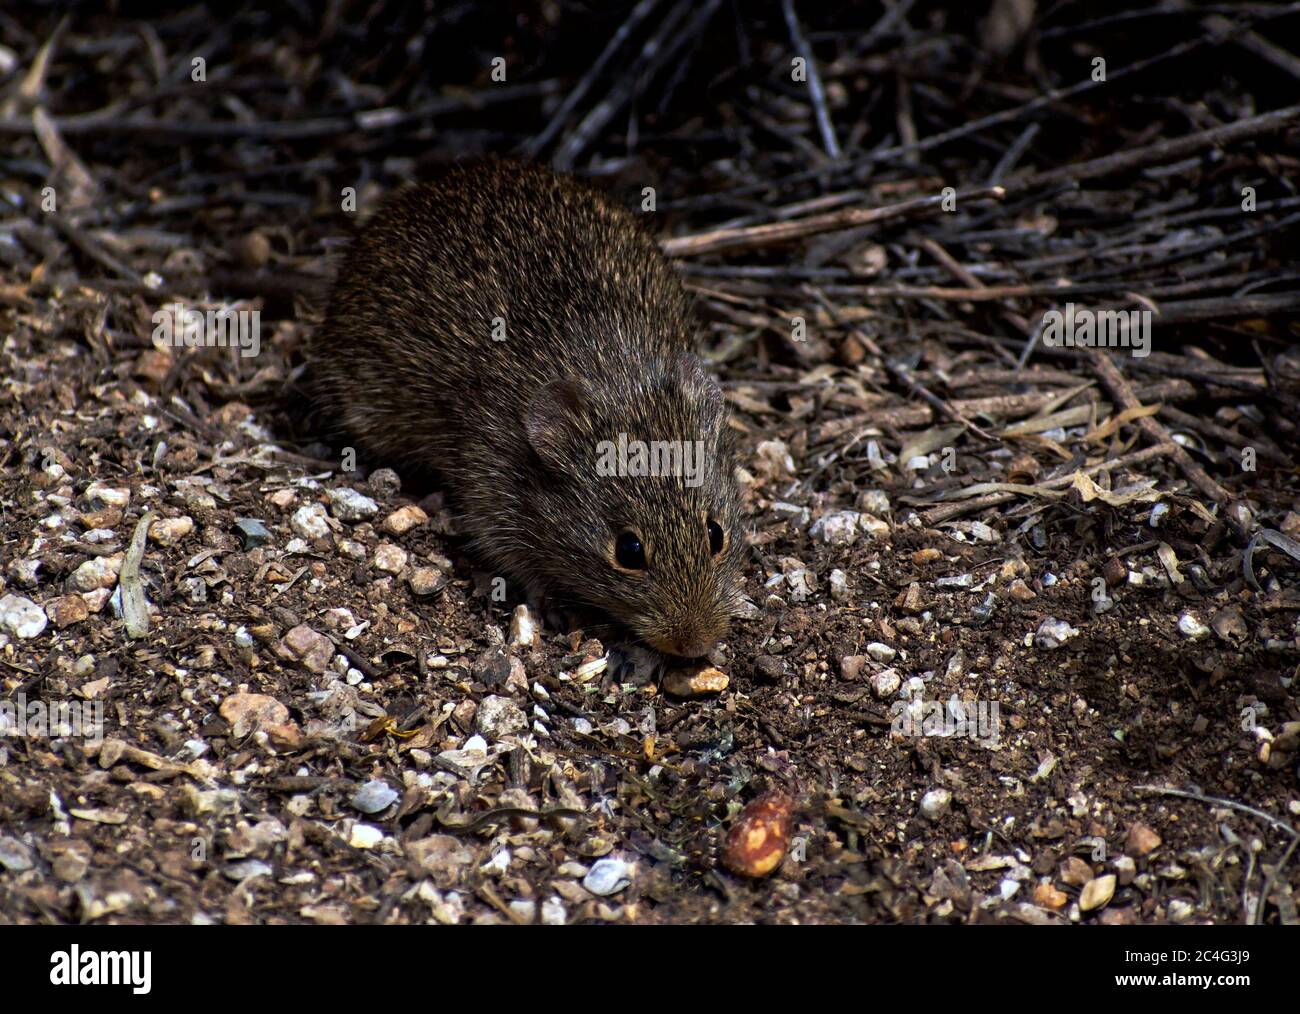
[
  {"xmin": 614, "ymin": 531, "xmax": 647, "ymax": 570},
  {"xmin": 707, "ymin": 518, "xmax": 725, "ymax": 556}
]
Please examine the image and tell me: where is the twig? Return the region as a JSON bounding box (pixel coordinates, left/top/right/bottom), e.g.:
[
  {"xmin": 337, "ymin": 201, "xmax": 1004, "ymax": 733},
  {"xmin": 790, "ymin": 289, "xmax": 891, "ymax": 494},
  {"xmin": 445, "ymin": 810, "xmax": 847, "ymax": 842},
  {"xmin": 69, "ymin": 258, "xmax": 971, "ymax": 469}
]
[
  {"xmin": 662, "ymin": 185, "xmax": 1005, "ymax": 257},
  {"xmin": 780, "ymin": 0, "xmax": 841, "ymax": 160},
  {"xmin": 1088, "ymin": 347, "xmax": 1233, "ymax": 506}
]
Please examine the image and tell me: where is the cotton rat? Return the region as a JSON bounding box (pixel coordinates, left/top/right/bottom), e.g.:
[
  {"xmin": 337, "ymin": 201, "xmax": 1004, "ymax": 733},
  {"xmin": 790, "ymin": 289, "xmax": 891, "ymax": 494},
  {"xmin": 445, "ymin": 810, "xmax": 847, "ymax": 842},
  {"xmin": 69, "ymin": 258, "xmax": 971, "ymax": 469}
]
[{"xmin": 311, "ymin": 161, "xmax": 745, "ymax": 657}]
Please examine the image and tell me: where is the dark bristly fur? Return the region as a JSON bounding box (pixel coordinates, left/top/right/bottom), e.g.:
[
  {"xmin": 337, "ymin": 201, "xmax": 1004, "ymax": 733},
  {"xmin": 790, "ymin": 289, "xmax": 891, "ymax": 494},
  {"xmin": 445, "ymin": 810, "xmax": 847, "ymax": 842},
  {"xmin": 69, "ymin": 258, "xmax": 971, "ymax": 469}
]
[{"xmin": 310, "ymin": 161, "xmax": 745, "ymax": 657}]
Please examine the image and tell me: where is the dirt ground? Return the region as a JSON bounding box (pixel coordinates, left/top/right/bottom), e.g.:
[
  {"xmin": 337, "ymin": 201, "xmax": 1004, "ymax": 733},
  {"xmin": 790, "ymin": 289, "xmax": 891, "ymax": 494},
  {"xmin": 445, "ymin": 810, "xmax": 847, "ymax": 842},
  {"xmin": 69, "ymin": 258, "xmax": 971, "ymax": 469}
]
[{"xmin": 1, "ymin": 3, "xmax": 1298, "ymax": 925}]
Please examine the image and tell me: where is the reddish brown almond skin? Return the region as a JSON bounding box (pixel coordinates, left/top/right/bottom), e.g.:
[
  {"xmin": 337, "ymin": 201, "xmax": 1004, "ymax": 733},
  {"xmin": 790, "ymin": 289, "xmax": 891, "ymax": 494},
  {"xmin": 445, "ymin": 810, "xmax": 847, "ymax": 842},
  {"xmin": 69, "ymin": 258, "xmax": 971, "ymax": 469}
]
[{"xmin": 723, "ymin": 791, "xmax": 795, "ymax": 878}]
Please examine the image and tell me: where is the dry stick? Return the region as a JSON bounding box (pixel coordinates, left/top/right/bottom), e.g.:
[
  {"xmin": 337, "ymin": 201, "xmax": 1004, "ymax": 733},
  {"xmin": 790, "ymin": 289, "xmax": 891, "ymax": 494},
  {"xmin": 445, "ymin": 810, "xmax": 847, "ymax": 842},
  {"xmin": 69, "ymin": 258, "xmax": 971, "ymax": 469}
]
[
  {"xmin": 1088, "ymin": 347, "xmax": 1233, "ymax": 510},
  {"xmin": 841, "ymin": 34, "xmax": 1213, "ymax": 179},
  {"xmin": 1203, "ymin": 13, "xmax": 1300, "ymax": 80},
  {"xmin": 552, "ymin": 0, "xmax": 715, "ymax": 170},
  {"xmin": 920, "ymin": 443, "xmax": 1180, "ymax": 525},
  {"xmin": 987, "ymin": 122, "xmax": 1039, "ymax": 184},
  {"xmin": 780, "ymin": 0, "xmax": 841, "ymax": 160},
  {"xmin": 916, "ymin": 235, "xmax": 1030, "ymax": 339},
  {"xmin": 1134, "ymin": 782, "xmax": 1299, "ymax": 926},
  {"xmin": 661, "ymin": 185, "xmax": 1005, "ymax": 257},
  {"xmin": 1159, "ymin": 404, "xmax": 1288, "ymax": 464},
  {"xmin": 1015, "ymin": 102, "xmax": 1300, "ymax": 190},
  {"xmin": 807, "ymin": 285, "xmax": 998, "ymax": 442},
  {"xmin": 48, "ymin": 212, "xmax": 141, "ymax": 282},
  {"xmin": 809, "ymin": 378, "xmax": 1196, "ymax": 444},
  {"xmin": 0, "ymin": 81, "xmax": 563, "ymax": 140},
  {"xmin": 1256, "ymin": 833, "xmax": 1300, "ymax": 926},
  {"xmin": 1018, "ymin": 290, "xmax": 1300, "ymax": 372},
  {"xmin": 521, "ymin": 0, "xmax": 663, "ymax": 158}
]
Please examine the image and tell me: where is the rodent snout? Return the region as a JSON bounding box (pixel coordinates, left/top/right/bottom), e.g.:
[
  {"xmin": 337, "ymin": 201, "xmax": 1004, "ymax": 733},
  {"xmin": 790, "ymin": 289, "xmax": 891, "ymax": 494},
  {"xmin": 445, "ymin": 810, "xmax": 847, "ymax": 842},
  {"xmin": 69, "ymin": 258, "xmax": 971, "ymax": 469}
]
[{"xmin": 646, "ymin": 622, "xmax": 728, "ymax": 659}]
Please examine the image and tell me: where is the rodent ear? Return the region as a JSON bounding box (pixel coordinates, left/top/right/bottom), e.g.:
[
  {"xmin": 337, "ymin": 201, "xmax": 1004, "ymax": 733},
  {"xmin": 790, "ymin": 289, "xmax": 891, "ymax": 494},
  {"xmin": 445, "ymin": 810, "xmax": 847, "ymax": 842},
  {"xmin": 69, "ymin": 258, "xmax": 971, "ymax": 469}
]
[
  {"xmin": 525, "ymin": 379, "xmax": 588, "ymax": 468},
  {"xmin": 675, "ymin": 352, "xmax": 724, "ymax": 414}
]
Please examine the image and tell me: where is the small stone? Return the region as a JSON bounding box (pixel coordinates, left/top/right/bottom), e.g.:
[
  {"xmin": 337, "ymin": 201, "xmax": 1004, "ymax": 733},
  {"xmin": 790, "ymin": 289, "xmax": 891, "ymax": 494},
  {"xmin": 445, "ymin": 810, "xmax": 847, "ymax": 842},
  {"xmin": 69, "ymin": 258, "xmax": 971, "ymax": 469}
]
[
  {"xmin": 1007, "ymin": 578, "xmax": 1036, "ymax": 602},
  {"xmin": 290, "ymin": 504, "xmax": 330, "ymax": 540},
  {"xmin": 148, "ymin": 516, "xmax": 194, "ymax": 546},
  {"xmin": 1178, "ymin": 612, "xmax": 1210, "ymax": 640},
  {"xmin": 7, "ymin": 558, "xmax": 41, "ymax": 588},
  {"xmin": 1113, "ymin": 855, "xmax": 1137, "ymax": 885},
  {"xmin": 828, "ymin": 569, "xmax": 849, "ymax": 601},
  {"xmin": 1079, "ymin": 874, "xmax": 1117, "ymax": 912},
  {"xmin": 81, "ymin": 588, "xmax": 112, "ymax": 613},
  {"xmin": 860, "ymin": 514, "xmax": 891, "ymax": 538},
  {"xmin": 754, "ymin": 655, "xmax": 785, "ymax": 681},
  {"xmin": 839, "ymin": 655, "xmax": 868, "ymax": 680},
  {"xmin": 46, "ymin": 594, "xmax": 89, "ymax": 629},
  {"xmin": 85, "ymin": 482, "xmax": 130, "ymax": 509},
  {"xmin": 326, "ymin": 487, "xmax": 378, "ymax": 521},
  {"xmin": 69, "ymin": 554, "xmax": 123, "ymax": 592},
  {"xmin": 475, "ymin": 695, "xmax": 528, "ymax": 738},
  {"xmin": 373, "ymin": 543, "xmax": 408, "ymax": 574},
  {"xmin": 237, "ymin": 230, "xmax": 272, "ymax": 268},
  {"xmin": 234, "ymin": 517, "xmax": 273, "ymax": 549},
  {"xmin": 367, "ymin": 468, "xmax": 402, "ymax": 497},
  {"xmin": 219, "ymin": 692, "xmax": 301, "ymax": 748},
  {"xmin": 351, "ymin": 780, "xmax": 400, "ymax": 814},
  {"xmin": 540, "ymin": 898, "xmax": 567, "ymax": 926},
  {"xmin": 473, "ymin": 648, "xmax": 511, "ymax": 687},
  {"xmin": 381, "ymin": 505, "xmax": 428, "ymax": 535},
  {"xmin": 1034, "ymin": 617, "xmax": 1079, "ymax": 649},
  {"xmin": 0, "ymin": 595, "xmax": 47, "ymax": 639},
  {"xmin": 662, "ymin": 666, "xmax": 729, "ymax": 697},
  {"xmin": 405, "ymin": 835, "xmax": 473, "ymax": 887},
  {"xmin": 267, "ymin": 489, "xmax": 296, "ymax": 509},
  {"xmin": 349, "ymin": 824, "xmax": 384, "ymax": 849},
  {"xmin": 279, "ymin": 624, "xmax": 335, "ymax": 674},
  {"xmin": 872, "ymin": 668, "xmax": 901, "ymax": 698},
  {"xmin": 912, "ymin": 548, "xmax": 942, "ymax": 565},
  {"xmin": 407, "ymin": 567, "xmax": 446, "ymax": 597},
  {"xmin": 1102, "ymin": 556, "xmax": 1127, "ymax": 587},
  {"xmin": 1033, "ymin": 882, "xmax": 1068, "ymax": 910},
  {"xmin": 754, "ymin": 439, "xmax": 795, "ymax": 478},
  {"xmin": 583, "ymin": 857, "xmax": 634, "ymax": 896},
  {"xmin": 866, "ymin": 642, "xmax": 896, "ymax": 662},
  {"xmin": 1125, "ymin": 822, "xmax": 1161, "ymax": 857},
  {"xmin": 919, "ymin": 788, "xmax": 952, "ymax": 820},
  {"xmin": 337, "ymin": 539, "xmax": 367, "ymax": 560},
  {"xmin": 895, "ymin": 581, "xmax": 924, "ymax": 614},
  {"xmin": 0, "ymin": 837, "xmax": 35, "ymax": 872},
  {"xmin": 53, "ymin": 851, "xmax": 90, "ymax": 883},
  {"xmin": 1060, "ymin": 856, "xmax": 1093, "ymax": 887},
  {"xmin": 1210, "ymin": 606, "xmax": 1247, "ymax": 643},
  {"xmin": 813, "ymin": 510, "xmax": 860, "ymax": 546},
  {"xmin": 780, "ymin": 560, "xmax": 817, "ymax": 602},
  {"xmin": 509, "ymin": 604, "xmax": 539, "ymax": 648},
  {"xmin": 858, "ymin": 489, "xmax": 891, "ymax": 516}
]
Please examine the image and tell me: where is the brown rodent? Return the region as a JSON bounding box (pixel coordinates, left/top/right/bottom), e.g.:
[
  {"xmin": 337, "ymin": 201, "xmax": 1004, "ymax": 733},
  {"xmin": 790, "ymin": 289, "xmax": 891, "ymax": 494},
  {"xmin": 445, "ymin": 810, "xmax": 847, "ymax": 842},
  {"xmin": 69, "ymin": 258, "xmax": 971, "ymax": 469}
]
[{"xmin": 310, "ymin": 161, "xmax": 745, "ymax": 658}]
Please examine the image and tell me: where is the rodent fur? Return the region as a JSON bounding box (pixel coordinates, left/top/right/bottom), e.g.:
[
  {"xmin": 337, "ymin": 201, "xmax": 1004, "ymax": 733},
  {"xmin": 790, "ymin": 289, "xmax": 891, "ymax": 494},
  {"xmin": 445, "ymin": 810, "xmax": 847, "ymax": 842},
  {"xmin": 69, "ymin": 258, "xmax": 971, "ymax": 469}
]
[{"xmin": 310, "ymin": 161, "xmax": 745, "ymax": 657}]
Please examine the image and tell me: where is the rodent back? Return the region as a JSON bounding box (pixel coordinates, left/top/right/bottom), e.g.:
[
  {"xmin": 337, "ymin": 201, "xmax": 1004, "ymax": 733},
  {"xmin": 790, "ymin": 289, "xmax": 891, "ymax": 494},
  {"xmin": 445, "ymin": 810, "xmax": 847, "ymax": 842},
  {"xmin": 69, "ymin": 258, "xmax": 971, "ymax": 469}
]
[{"xmin": 313, "ymin": 162, "xmax": 698, "ymax": 474}]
